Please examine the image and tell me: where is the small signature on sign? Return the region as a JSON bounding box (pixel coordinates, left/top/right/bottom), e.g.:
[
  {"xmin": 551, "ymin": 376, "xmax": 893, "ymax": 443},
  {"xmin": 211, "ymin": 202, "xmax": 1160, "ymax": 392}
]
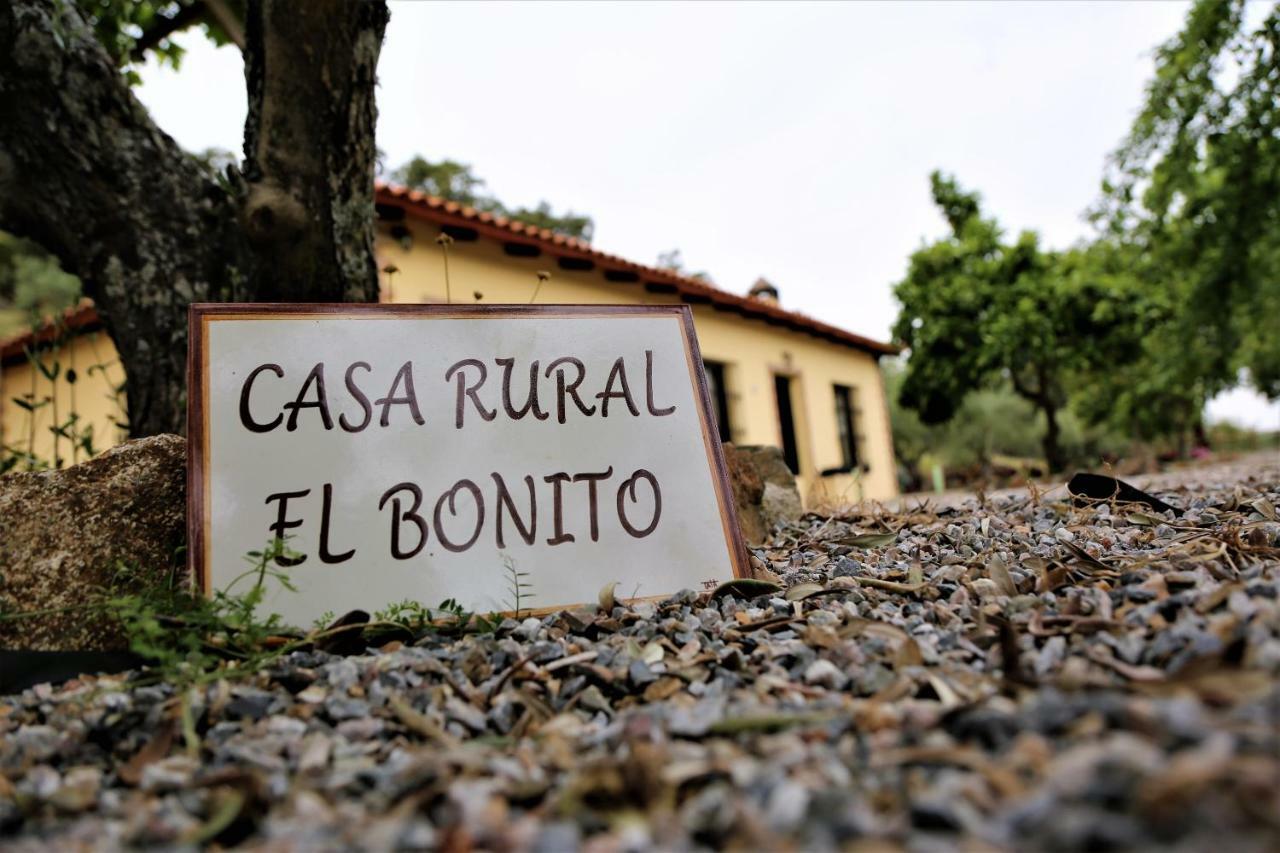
[{"xmin": 701, "ymin": 579, "xmax": 719, "ymax": 590}]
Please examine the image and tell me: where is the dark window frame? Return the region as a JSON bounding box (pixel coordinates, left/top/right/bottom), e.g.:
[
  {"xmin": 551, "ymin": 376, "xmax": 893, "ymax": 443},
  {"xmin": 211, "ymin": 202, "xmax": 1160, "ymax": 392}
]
[
  {"xmin": 703, "ymin": 360, "xmax": 732, "ymax": 443},
  {"xmin": 827, "ymin": 383, "xmax": 864, "ymax": 476},
  {"xmin": 773, "ymin": 373, "xmax": 801, "ymax": 475}
]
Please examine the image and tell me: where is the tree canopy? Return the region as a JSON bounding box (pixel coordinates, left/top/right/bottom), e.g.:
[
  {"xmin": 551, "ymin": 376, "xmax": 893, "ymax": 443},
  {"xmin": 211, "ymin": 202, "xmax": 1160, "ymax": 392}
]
[
  {"xmin": 389, "ymin": 156, "xmax": 595, "ymax": 242},
  {"xmin": 72, "ymin": 0, "xmax": 244, "ymax": 75},
  {"xmin": 1098, "ymin": 0, "xmax": 1280, "ymax": 399},
  {"xmin": 655, "ymin": 249, "xmax": 709, "ymax": 281},
  {"xmin": 0, "ymin": 234, "xmax": 81, "ymax": 337},
  {"xmin": 891, "ymin": 174, "xmax": 1146, "ymax": 471},
  {"xmin": 892, "ymin": 0, "xmax": 1280, "ymax": 470}
]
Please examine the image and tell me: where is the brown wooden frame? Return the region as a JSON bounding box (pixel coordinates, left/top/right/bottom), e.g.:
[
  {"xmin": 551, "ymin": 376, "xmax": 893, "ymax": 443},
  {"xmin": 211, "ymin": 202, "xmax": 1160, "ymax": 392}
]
[{"xmin": 187, "ymin": 302, "xmax": 751, "ymax": 602}]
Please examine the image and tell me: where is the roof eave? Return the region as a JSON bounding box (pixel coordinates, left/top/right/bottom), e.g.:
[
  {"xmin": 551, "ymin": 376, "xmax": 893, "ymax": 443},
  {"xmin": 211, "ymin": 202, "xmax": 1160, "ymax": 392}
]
[
  {"xmin": 0, "ymin": 302, "xmax": 103, "ymax": 367},
  {"xmin": 375, "ymin": 183, "xmax": 898, "ymax": 358}
]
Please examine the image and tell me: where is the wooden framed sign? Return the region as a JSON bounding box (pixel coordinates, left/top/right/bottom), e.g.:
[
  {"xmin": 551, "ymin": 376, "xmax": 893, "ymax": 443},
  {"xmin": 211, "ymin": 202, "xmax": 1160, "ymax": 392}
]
[{"xmin": 188, "ymin": 304, "xmax": 749, "ymax": 627}]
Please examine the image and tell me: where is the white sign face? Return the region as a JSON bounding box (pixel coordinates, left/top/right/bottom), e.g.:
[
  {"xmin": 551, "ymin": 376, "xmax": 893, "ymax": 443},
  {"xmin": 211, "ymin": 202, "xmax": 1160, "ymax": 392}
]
[{"xmin": 188, "ymin": 304, "xmax": 747, "ymax": 627}]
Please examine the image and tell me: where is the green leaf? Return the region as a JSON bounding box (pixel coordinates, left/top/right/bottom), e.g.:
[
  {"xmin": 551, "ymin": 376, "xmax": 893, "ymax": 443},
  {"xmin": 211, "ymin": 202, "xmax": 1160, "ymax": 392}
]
[{"xmin": 783, "ymin": 582, "xmax": 826, "ymax": 602}]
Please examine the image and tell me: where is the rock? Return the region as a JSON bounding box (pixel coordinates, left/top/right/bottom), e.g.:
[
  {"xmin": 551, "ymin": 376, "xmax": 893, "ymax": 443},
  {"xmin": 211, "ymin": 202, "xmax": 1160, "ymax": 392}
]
[
  {"xmin": 50, "ymin": 767, "xmax": 101, "ymax": 813},
  {"xmin": 324, "ymin": 696, "xmax": 371, "ymax": 722},
  {"xmin": 515, "ymin": 617, "xmax": 543, "ymax": 641},
  {"xmin": 762, "ymin": 482, "xmax": 803, "ymax": 528},
  {"xmin": 832, "ymin": 556, "xmax": 861, "ymax": 577},
  {"xmin": 19, "ymin": 765, "xmax": 61, "ymax": 800},
  {"xmin": 803, "ymin": 658, "xmax": 847, "ymax": 690},
  {"xmin": 723, "ymin": 443, "xmax": 767, "ymax": 543},
  {"xmin": 336, "ymin": 717, "xmax": 385, "ymax": 740},
  {"xmin": 910, "ymin": 798, "xmax": 965, "ymax": 831},
  {"xmin": 227, "ymin": 689, "xmax": 277, "ymax": 721},
  {"xmin": 6, "ymin": 725, "xmax": 64, "ymax": 764},
  {"xmin": 532, "ymin": 822, "xmax": 582, "ymax": 853},
  {"xmin": 724, "ymin": 444, "xmax": 803, "ymax": 544},
  {"xmin": 297, "ymin": 734, "xmax": 331, "ymax": 775},
  {"xmin": 764, "ymin": 780, "xmax": 810, "ymax": 833},
  {"xmin": 628, "ymin": 660, "xmax": 657, "ymax": 686},
  {"xmin": 139, "ymin": 756, "xmax": 199, "ymax": 793},
  {"xmin": 0, "ymin": 435, "xmax": 186, "ymax": 652}
]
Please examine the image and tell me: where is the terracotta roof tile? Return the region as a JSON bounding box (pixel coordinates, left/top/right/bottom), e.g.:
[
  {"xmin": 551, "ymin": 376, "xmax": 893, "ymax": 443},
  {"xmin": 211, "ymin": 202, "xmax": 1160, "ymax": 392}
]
[
  {"xmin": 375, "ymin": 183, "xmax": 897, "ymax": 357},
  {"xmin": 0, "ymin": 300, "xmax": 102, "ymax": 366}
]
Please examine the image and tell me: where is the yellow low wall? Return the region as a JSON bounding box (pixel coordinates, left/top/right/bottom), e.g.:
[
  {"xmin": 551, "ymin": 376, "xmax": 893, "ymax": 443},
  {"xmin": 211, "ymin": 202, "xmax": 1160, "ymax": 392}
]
[{"xmin": 0, "ymin": 329, "xmax": 128, "ymax": 469}]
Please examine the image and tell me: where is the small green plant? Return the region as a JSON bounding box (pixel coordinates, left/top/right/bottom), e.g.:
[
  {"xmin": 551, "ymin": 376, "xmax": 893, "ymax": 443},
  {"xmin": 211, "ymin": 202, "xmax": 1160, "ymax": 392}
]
[
  {"xmin": 50, "ymin": 411, "xmax": 98, "ymax": 465},
  {"xmin": 373, "ymin": 598, "xmax": 435, "ymax": 633},
  {"xmin": 106, "ymin": 538, "xmax": 302, "ymax": 685},
  {"xmin": 0, "ymin": 539, "xmax": 306, "ymax": 689},
  {"xmin": 0, "ymin": 319, "xmax": 125, "ymax": 473},
  {"xmin": 1, "ymin": 539, "xmax": 539, "ymax": 693},
  {"xmin": 503, "ymin": 556, "xmax": 534, "ymax": 619},
  {"xmin": 421, "ymin": 597, "xmax": 502, "ymax": 635},
  {"xmin": 435, "ymin": 597, "xmax": 467, "ymax": 621},
  {"xmin": 0, "ymin": 443, "xmax": 42, "ymax": 473},
  {"xmin": 311, "ymin": 610, "xmax": 337, "ymax": 631}
]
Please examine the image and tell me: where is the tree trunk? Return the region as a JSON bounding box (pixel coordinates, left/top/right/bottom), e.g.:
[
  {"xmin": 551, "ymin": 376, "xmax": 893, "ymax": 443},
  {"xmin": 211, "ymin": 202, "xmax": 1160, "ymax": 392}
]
[
  {"xmin": 1192, "ymin": 417, "xmax": 1210, "ymax": 451},
  {"xmin": 0, "ymin": 0, "xmax": 388, "ymax": 437},
  {"xmin": 1010, "ymin": 367, "xmax": 1067, "ymax": 474},
  {"xmin": 242, "ymin": 0, "xmax": 386, "ymax": 303},
  {"xmin": 1041, "ymin": 401, "xmax": 1065, "ymax": 474}
]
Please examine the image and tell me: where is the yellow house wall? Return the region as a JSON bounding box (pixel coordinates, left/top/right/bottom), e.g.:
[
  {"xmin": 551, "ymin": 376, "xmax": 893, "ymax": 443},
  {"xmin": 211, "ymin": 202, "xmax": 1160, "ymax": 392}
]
[
  {"xmin": 0, "ymin": 329, "xmax": 128, "ymax": 469},
  {"xmin": 0, "ymin": 222, "xmax": 899, "ymax": 504},
  {"xmin": 376, "ymin": 221, "xmax": 898, "ymax": 503}
]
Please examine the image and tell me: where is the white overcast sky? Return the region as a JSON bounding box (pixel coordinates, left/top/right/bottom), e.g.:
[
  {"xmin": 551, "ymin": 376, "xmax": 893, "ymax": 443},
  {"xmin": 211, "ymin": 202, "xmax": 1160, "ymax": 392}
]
[{"xmin": 134, "ymin": 0, "xmax": 1279, "ymax": 430}]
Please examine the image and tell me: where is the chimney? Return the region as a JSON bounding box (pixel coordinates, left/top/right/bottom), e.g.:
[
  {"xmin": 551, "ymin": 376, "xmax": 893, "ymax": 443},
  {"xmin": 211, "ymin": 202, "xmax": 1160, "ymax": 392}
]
[{"xmin": 748, "ymin": 277, "xmax": 780, "ymax": 303}]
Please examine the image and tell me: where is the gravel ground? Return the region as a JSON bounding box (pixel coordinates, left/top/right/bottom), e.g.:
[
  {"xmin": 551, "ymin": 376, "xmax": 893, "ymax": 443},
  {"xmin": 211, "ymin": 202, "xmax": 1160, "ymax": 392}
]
[
  {"xmin": 896, "ymin": 449, "xmax": 1280, "ymax": 510},
  {"xmin": 3, "ymin": 463, "xmax": 1279, "ymax": 851}
]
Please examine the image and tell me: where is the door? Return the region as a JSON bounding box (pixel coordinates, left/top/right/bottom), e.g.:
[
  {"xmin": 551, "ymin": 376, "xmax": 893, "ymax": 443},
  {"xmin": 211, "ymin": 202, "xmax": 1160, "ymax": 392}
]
[{"xmin": 774, "ymin": 374, "xmax": 800, "ymax": 474}]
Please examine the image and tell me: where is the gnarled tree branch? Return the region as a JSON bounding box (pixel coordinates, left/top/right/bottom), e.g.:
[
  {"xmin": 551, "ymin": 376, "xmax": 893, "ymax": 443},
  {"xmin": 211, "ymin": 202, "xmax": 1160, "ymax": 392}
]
[
  {"xmin": 0, "ymin": 0, "xmax": 387, "ymax": 437},
  {"xmin": 0, "ymin": 0, "xmax": 250, "ymax": 435}
]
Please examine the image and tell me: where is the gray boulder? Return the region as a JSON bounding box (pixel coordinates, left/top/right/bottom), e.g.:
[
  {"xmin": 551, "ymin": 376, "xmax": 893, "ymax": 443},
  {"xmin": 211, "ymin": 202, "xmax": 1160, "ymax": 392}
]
[
  {"xmin": 723, "ymin": 444, "xmax": 803, "ymax": 544},
  {"xmin": 0, "ymin": 435, "xmax": 186, "ymax": 651}
]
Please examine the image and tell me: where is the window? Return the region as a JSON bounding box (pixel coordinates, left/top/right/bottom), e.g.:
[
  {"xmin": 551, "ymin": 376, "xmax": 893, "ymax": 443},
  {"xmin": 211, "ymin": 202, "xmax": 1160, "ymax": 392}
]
[
  {"xmin": 833, "ymin": 384, "xmax": 860, "ymax": 471},
  {"xmin": 774, "ymin": 374, "xmax": 800, "ymax": 474},
  {"xmin": 703, "ymin": 360, "xmax": 732, "ymax": 443}
]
